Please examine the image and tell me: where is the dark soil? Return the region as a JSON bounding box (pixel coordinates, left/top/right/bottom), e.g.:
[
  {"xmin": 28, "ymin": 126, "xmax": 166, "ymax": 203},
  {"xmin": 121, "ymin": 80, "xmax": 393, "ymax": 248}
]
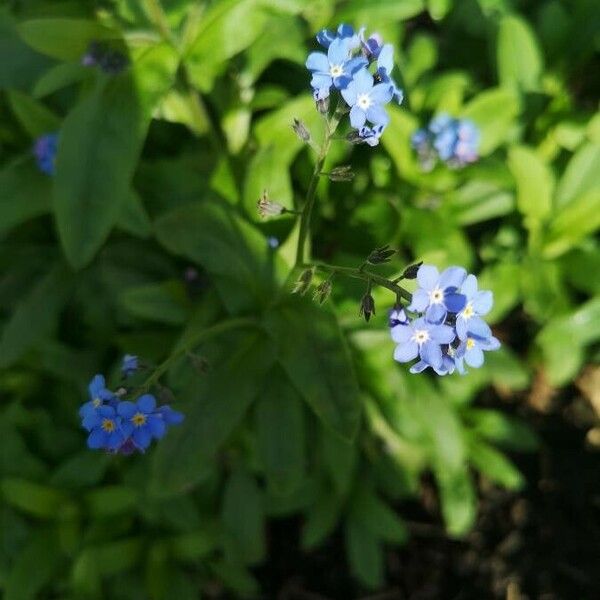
[{"xmin": 254, "ymin": 390, "xmax": 600, "ymax": 600}]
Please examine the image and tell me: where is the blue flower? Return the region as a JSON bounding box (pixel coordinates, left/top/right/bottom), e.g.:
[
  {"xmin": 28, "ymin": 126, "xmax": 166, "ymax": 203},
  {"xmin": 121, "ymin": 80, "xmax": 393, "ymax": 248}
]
[
  {"xmin": 341, "ymin": 68, "xmax": 393, "ymax": 129},
  {"xmin": 389, "ymin": 307, "xmax": 409, "ymax": 328},
  {"xmin": 358, "ymin": 123, "xmax": 386, "ymax": 147},
  {"xmin": 360, "ymin": 30, "xmax": 383, "ymax": 59},
  {"xmin": 391, "ymin": 316, "xmax": 455, "ymax": 371},
  {"xmin": 80, "ymin": 374, "xmax": 115, "ymax": 428},
  {"xmin": 455, "ymin": 325, "xmax": 501, "ymax": 374},
  {"xmin": 306, "ymin": 38, "xmax": 367, "ymax": 100},
  {"xmin": 376, "ymin": 44, "xmax": 403, "ymax": 104},
  {"xmin": 156, "ymin": 405, "xmax": 185, "ymax": 425},
  {"xmin": 453, "ymin": 120, "xmax": 479, "ymax": 165},
  {"xmin": 121, "ymin": 354, "xmax": 139, "ymax": 377},
  {"xmin": 407, "ymin": 265, "xmax": 467, "ymax": 324},
  {"xmin": 86, "ymin": 405, "xmax": 126, "ymax": 450},
  {"xmin": 316, "ymin": 23, "xmax": 360, "ymax": 49},
  {"xmin": 33, "ymin": 133, "xmax": 58, "ymax": 176},
  {"xmin": 118, "ymin": 394, "xmax": 166, "ymax": 451},
  {"xmin": 455, "ymin": 275, "xmax": 493, "ymax": 341}
]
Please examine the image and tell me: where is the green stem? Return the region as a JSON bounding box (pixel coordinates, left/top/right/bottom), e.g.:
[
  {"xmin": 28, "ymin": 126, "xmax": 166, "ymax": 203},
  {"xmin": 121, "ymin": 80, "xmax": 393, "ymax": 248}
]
[
  {"xmin": 139, "ymin": 317, "xmax": 259, "ymax": 392},
  {"xmin": 294, "ymin": 112, "xmax": 342, "ymax": 268},
  {"xmin": 313, "ymin": 263, "xmax": 412, "ymax": 303}
]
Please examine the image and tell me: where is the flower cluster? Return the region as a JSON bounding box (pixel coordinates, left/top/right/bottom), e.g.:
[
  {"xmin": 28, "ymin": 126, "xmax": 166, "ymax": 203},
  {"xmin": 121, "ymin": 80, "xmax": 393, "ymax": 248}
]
[
  {"xmin": 306, "ymin": 24, "xmax": 403, "ymax": 146},
  {"xmin": 81, "ymin": 41, "xmax": 128, "ymax": 74},
  {"xmin": 33, "ymin": 133, "xmax": 58, "ymax": 175},
  {"xmin": 390, "ymin": 265, "xmax": 500, "ymax": 375},
  {"xmin": 412, "ymin": 114, "xmax": 479, "ymax": 169},
  {"xmin": 79, "ymin": 359, "xmax": 183, "ymax": 454}
]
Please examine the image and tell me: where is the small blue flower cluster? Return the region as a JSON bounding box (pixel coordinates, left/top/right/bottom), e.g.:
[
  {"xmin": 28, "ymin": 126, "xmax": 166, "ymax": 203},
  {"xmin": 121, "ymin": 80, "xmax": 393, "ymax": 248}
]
[
  {"xmin": 412, "ymin": 114, "xmax": 479, "ymax": 169},
  {"xmin": 306, "ymin": 24, "xmax": 403, "ymax": 146},
  {"xmin": 79, "ymin": 357, "xmax": 183, "ymax": 454},
  {"xmin": 33, "ymin": 133, "xmax": 59, "ymax": 176},
  {"xmin": 390, "ymin": 265, "xmax": 500, "ymax": 375}
]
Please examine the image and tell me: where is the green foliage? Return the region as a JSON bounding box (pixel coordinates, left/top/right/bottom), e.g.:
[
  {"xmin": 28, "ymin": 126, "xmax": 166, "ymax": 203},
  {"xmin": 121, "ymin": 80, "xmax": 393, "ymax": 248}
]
[{"xmin": 0, "ymin": 0, "xmax": 598, "ymax": 597}]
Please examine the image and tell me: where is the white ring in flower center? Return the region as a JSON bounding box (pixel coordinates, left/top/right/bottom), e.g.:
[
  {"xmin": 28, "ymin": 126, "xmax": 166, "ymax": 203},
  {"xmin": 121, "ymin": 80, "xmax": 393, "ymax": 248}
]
[
  {"xmin": 412, "ymin": 329, "xmax": 430, "ymax": 345},
  {"xmin": 461, "ymin": 302, "xmax": 474, "ymax": 319},
  {"xmin": 329, "ymin": 64, "xmax": 344, "ymax": 78},
  {"xmin": 429, "ymin": 287, "xmax": 444, "ymax": 304},
  {"xmin": 466, "ymin": 338, "xmax": 476, "ymax": 350},
  {"xmin": 357, "ymin": 93, "xmax": 372, "ymax": 110}
]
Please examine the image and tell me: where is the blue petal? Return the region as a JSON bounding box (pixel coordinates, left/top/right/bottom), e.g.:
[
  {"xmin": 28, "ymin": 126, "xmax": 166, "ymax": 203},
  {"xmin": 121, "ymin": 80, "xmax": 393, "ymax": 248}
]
[
  {"xmin": 369, "ymin": 82, "xmax": 393, "ymax": 105},
  {"xmin": 420, "ymin": 341, "xmax": 442, "ymax": 368},
  {"xmin": 82, "ymin": 413, "xmax": 101, "ymax": 431},
  {"xmin": 366, "ymin": 104, "xmax": 389, "ymax": 126},
  {"xmin": 345, "ymin": 56, "xmax": 368, "ymax": 74},
  {"xmin": 460, "ymin": 274, "xmax": 478, "ymax": 299},
  {"xmin": 88, "ymin": 374, "xmax": 105, "ymax": 399},
  {"xmin": 429, "ymin": 324, "xmax": 455, "ymax": 344},
  {"xmin": 468, "ymin": 317, "xmax": 492, "ymax": 340},
  {"xmin": 407, "ymin": 288, "xmax": 429, "ymax": 312},
  {"xmin": 148, "ymin": 415, "xmax": 166, "ymax": 439},
  {"xmin": 480, "ymin": 335, "xmax": 501, "ymax": 351},
  {"xmin": 87, "ymin": 429, "xmax": 107, "ymax": 449},
  {"xmin": 158, "ymin": 406, "xmax": 184, "ymax": 424},
  {"xmin": 117, "ymin": 400, "xmax": 136, "ymax": 418},
  {"xmin": 409, "ymin": 360, "xmax": 429, "ymax": 374},
  {"xmin": 394, "ymin": 341, "xmax": 419, "ymax": 363},
  {"xmin": 472, "ymin": 290, "xmax": 493, "ymax": 315},
  {"xmin": 306, "ymin": 52, "xmax": 329, "ymax": 73},
  {"xmin": 391, "ymin": 323, "xmax": 412, "ymax": 344},
  {"xmin": 417, "ymin": 265, "xmax": 439, "ymax": 290},
  {"xmin": 351, "ymin": 68, "xmax": 373, "ymax": 94},
  {"xmin": 425, "ymin": 303, "xmax": 446, "ymax": 324},
  {"xmin": 337, "ymin": 23, "xmax": 355, "ymax": 38},
  {"xmin": 349, "ymin": 105, "xmax": 367, "ymax": 128},
  {"xmin": 465, "ymin": 346, "xmax": 484, "ymax": 368},
  {"xmin": 316, "ymin": 29, "xmax": 334, "ymax": 48},
  {"xmin": 341, "ymin": 80, "xmax": 358, "ymax": 106},
  {"xmin": 137, "ymin": 394, "xmax": 156, "ymax": 413},
  {"xmin": 133, "ymin": 428, "xmax": 151, "ymax": 449},
  {"xmin": 98, "ymin": 405, "xmax": 116, "ymax": 418},
  {"xmin": 444, "ymin": 292, "xmax": 466, "ymax": 313},
  {"xmin": 107, "ymin": 430, "xmax": 125, "ymax": 450},
  {"xmin": 439, "ymin": 266, "xmax": 467, "ymax": 290},
  {"xmin": 327, "ymin": 38, "xmax": 350, "ymax": 65},
  {"xmin": 456, "ymin": 316, "xmax": 468, "ymax": 341},
  {"xmin": 377, "ymin": 44, "xmax": 394, "ymax": 73}
]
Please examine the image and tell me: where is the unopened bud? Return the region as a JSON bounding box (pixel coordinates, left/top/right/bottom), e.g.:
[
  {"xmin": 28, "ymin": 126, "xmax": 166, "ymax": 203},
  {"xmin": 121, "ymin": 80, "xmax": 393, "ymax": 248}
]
[
  {"xmin": 292, "ymin": 267, "xmax": 314, "ymax": 295},
  {"xmin": 346, "ymin": 130, "xmax": 363, "ymax": 144},
  {"xmin": 402, "ymin": 261, "xmax": 423, "ymax": 280},
  {"xmin": 292, "ymin": 118, "xmax": 310, "ymax": 142},
  {"xmin": 257, "ymin": 190, "xmax": 285, "ymax": 218},
  {"xmin": 328, "ymin": 165, "xmax": 354, "ymax": 182},
  {"xmin": 359, "ymin": 292, "xmax": 376, "ymax": 322},
  {"xmin": 389, "ymin": 308, "xmax": 408, "ymax": 328},
  {"xmin": 367, "ymin": 244, "xmax": 396, "ymax": 265},
  {"xmin": 316, "ymin": 95, "xmax": 330, "ymax": 114},
  {"xmin": 313, "ymin": 279, "xmax": 332, "ymax": 305}
]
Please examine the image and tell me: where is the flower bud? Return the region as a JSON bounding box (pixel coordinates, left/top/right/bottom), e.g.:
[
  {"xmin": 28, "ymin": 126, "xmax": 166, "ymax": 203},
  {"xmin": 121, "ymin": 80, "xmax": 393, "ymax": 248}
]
[
  {"xmin": 313, "ymin": 279, "xmax": 332, "ymax": 305},
  {"xmin": 292, "ymin": 118, "xmax": 311, "ymax": 142},
  {"xmin": 367, "ymin": 244, "xmax": 396, "ymax": 265},
  {"xmin": 359, "ymin": 292, "xmax": 376, "ymax": 322},
  {"xmin": 328, "ymin": 165, "xmax": 355, "ymax": 182},
  {"xmin": 402, "ymin": 261, "xmax": 423, "ymax": 279},
  {"xmin": 316, "ymin": 95, "xmax": 330, "ymax": 114},
  {"xmin": 292, "ymin": 267, "xmax": 314, "ymax": 295},
  {"xmin": 257, "ymin": 190, "xmax": 285, "ymax": 218}
]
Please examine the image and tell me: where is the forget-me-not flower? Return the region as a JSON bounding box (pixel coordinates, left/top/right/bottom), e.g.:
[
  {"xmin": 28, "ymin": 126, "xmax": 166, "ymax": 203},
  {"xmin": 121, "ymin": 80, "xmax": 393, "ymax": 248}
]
[
  {"xmin": 121, "ymin": 354, "xmax": 139, "ymax": 377},
  {"xmin": 33, "ymin": 133, "xmax": 58, "ymax": 176},
  {"xmin": 80, "ymin": 374, "xmax": 115, "ymax": 427},
  {"xmin": 455, "ymin": 274, "xmax": 493, "ymax": 341},
  {"xmin": 118, "ymin": 394, "xmax": 166, "ymax": 451},
  {"xmin": 376, "ymin": 44, "xmax": 403, "ymax": 104},
  {"xmin": 306, "ymin": 38, "xmax": 367, "ymax": 100},
  {"xmin": 341, "ymin": 68, "xmax": 393, "ymax": 129},
  {"xmin": 86, "ymin": 405, "xmax": 126, "ymax": 450},
  {"xmin": 407, "ymin": 265, "xmax": 467, "ymax": 324},
  {"xmin": 316, "ymin": 23, "xmax": 361, "ymax": 50},
  {"xmin": 455, "ymin": 326, "xmax": 501, "ymax": 374}
]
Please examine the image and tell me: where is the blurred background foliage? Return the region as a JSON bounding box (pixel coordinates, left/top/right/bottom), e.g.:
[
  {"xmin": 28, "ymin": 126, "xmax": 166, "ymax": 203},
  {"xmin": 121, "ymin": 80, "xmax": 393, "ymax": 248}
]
[{"xmin": 0, "ymin": 0, "xmax": 599, "ymax": 598}]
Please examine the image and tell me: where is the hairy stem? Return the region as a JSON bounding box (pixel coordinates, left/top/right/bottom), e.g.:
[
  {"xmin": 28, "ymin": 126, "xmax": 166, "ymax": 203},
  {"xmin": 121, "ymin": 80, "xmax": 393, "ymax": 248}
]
[
  {"xmin": 313, "ymin": 263, "xmax": 413, "ymax": 303},
  {"xmin": 139, "ymin": 317, "xmax": 259, "ymax": 392}
]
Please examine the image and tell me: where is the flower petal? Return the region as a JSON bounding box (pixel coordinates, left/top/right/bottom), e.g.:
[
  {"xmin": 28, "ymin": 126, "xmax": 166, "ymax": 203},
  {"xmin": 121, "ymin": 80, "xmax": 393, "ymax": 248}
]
[
  {"xmin": 351, "ymin": 68, "xmax": 373, "ymax": 93},
  {"xmin": 341, "ymin": 80, "xmax": 357, "ymax": 106},
  {"xmin": 366, "ymin": 104, "xmax": 389, "ymax": 126},
  {"xmin": 369, "ymin": 82, "xmax": 393, "ymax": 105},
  {"xmin": 311, "ymin": 73, "xmax": 332, "ymax": 91},
  {"xmin": 465, "ymin": 346, "xmax": 484, "ymax": 368},
  {"xmin": 420, "ymin": 341, "xmax": 442, "ymax": 368},
  {"xmin": 409, "ymin": 360, "xmax": 429, "ymax": 374},
  {"xmin": 349, "ymin": 104, "xmax": 366, "ymax": 128},
  {"xmin": 468, "ymin": 317, "xmax": 492, "ymax": 340},
  {"xmin": 306, "ymin": 51, "xmax": 329, "ymax": 73},
  {"xmin": 480, "ymin": 335, "xmax": 501, "ymax": 351},
  {"xmin": 439, "ymin": 266, "xmax": 467, "ymax": 290},
  {"xmin": 455, "ymin": 316, "xmax": 468, "ymax": 341},
  {"xmin": 444, "ymin": 292, "xmax": 467, "ymax": 313},
  {"xmin": 429, "ymin": 324, "xmax": 455, "ymax": 344},
  {"xmin": 117, "ymin": 400, "xmax": 136, "ymax": 418},
  {"xmin": 87, "ymin": 429, "xmax": 107, "ymax": 449},
  {"xmin": 137, "ymin": 394, "xmax": 156, "ymax": 413},
  {"xmin": 327, "ymin": 37, "xmax": 349, "ymax": 65},
  {"xmin": 377, "ymin": 43, "xmax": 394, "ymax": 73},
  {"xmin": 461, "ymin": 274, "xmax": 478, "ymax": 299},
  {"xmin": 417, "ymin": 265, "xmax": 439, "ymax": 290},
  {"xmin": 472, "ymin": 290, "xmax": 493, "ymax": 316},
  {"xmin": 391, "ymin": 323, "xmax": 412, "ymax": 343},
  {"xmin": 394, "ymin": 341, "xmax": 419, "ymax": 363},
  {"xmin": 148, "ymin": 415, "xmax": 167, "ymax": 439},
  {"xmin": 407, "ymin": 288, "xmax": 429, "ymax": 312},
  {"xmin": 88, "ymin": 374, "xmax": 105, "ymax": 399},
  {"xmin": 425, "ymin": 303, "xmax": 446, "ymax": 324},
  {"xmin": 133, "ymin": 428, "xmax": 152, "ymax": 449}
]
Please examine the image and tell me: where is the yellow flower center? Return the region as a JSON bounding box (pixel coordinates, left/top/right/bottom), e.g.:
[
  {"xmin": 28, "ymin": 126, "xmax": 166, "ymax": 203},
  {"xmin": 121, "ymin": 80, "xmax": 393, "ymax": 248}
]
[
  {"xmin": 466, "ymin": 338, "xmax": 476, "ymax": 350},
  {"xmin": 93, "ymin": 398, "xmax": 102, "ymax": 408},
  {"xmin": 429, "ymin": 288, "xmax": 444, "ymax": 304},
  {"xmin": 462, "ymin": 302, "xmax": 474, "ymax": 319},
  {"xmin": 132, "ymin": 412, "xmax": 147, "ymax": 427},
  {"xmin": 101, "ymin": 418, "xmax": 115, "ymax": 432},
  {"xmin": 329, "ymin": 64, "xmax": 343, "ymax": 78}
]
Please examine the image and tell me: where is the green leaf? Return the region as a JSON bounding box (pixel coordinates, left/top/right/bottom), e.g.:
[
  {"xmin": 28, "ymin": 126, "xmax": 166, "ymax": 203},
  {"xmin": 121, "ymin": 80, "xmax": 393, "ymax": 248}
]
[
  {"xmin": 468, "ymin": 438, "xmax": 524, "ymax": 490},
  {"xmin": 350, "ymin": 487, "xmax": 408, "ymax": 545},
  {"xmin": 53, "ymin": 75, "xmax": 142, "ymax": 268},
  {"xmin": 543, "ymin": 190, "xmax": 600, "ymax": 258},
  {"xmin": 555, "ymin": 142, "xmax": 600, "ymax": 208},
  {"xmin": 222, "ymin": 468, "xmax": 266, "ymax": 565},
  {"xmin": 6, "ymin": 90, "xmax": 60, "ymax": 138},
  {"xmin": 508, "ymin": 145, "xmax": 554, "ymax": 223},
  {"xmin": 320, "ymin": 427, "xmax": 357, "ymax": 496},
  {"xmin": 117, "ymin": 189, "xmax": 152, "ymax": 238},
  {"xmin": 256, "ymin": 368, "xmax": 306, "ymax": 494},
  {"xmin": 151, "ymin": 329, "xmax": 276, "ymax": 496},
  {"xmin": 435, "ymin": 465, "xmax": 477, "ymax": 537},
  {"xmin": 32, "ymin": 62, "xmax": 90, "ymax": 98},
  {"xmin": 301, "ymin": 488, "xmax": 342, "ymax": 550},
  {"xmin": 344, "ymin": 520, "xmax": 384, "ymax": 589},
  {"xmin": 17, "ymin": 18, "xmax": 117, "ymax": 61},
  {"xmin": 448, "ymin": 180, "xmax": 515, "ymax": 225},
  {"xmin": 119, "ymin": 280, "xmax": 189, "ymax": 325},
  {"xmin": 497, "ymin": 14, "xmax": 543, "ymax": 90},
  {"xmin": 464, "ymin": 409, "xmax": 539, "ymax": 451},
  {"xmin": 154, "ymin": 200, "xmax": 282, "ymax": 313},
  {"xmin": 4, "ymin": 529, "xmax": 61, "ymax": 600},
  {"xmin": 381, "ymin": 107, "xmax": 422, "ymax": 182},
  {"xmin": 1, "ymin": 478, "xmax": 66, "ymax": 518},
  {"xmin": 0, "ymin": 157, "xmax": 51, "ymax": 239},
  {"xmin": 264, "ymin": 298, "xmax": 362, "ymax": 441},
  {"xmin": 461, "ymin": 87, "xmax": 520, "ymax": 155},
  {"xmin": 428, "ymin": 0, "xmax": 452, "ymax": 20},
  {"xmin": 211, "ymin": 560, "xmax": 259, "ymax": 597},
  {"xmin": 85, "ymin": 486, "xmax": 139, "ymax": 518},
  {"xmin": 0, "ymin": 263, "xmax": 72, "ymax": 368}
]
